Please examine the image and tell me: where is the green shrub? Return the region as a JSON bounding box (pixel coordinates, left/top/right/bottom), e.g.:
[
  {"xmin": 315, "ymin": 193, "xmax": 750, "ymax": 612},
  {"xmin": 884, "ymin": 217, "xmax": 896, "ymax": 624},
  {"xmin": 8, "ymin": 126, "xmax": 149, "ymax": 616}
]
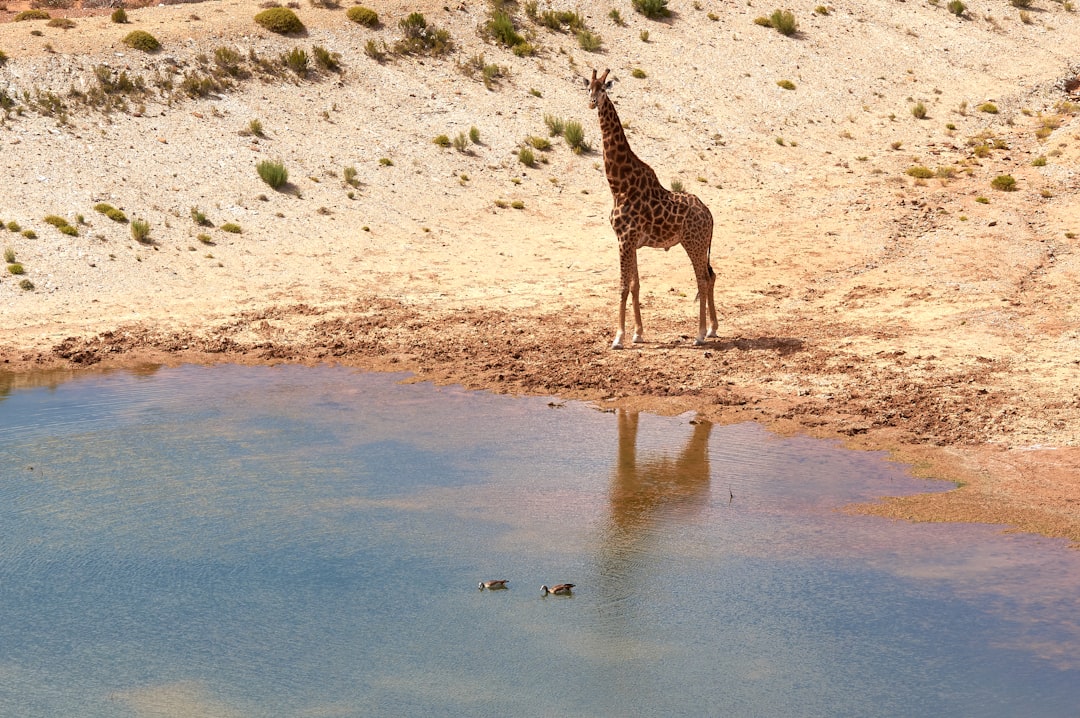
[
  {"xmin": 363, "ymin": 39, "xmax": 387, "ymax": 61},
  {"xmin": 190, "ymin": 206, "xmax": 212, "ymax": 226},
  {"xmin": 453, "ymin": 132, "xmax": 469, "ymax": 152},
  {"xmin": 283, "ymin": 46, "xmax": 309, "ymax": 76},
  {"xmin": 433, "ymin": 134, "xmax": 451, "ymax": 147},
  {"xmin": 3, "ymin": 247, "xmax": 14, "ymax": 263},
  {"xmin": 395, "ymin": 13, "xmax": 453, "ymax": 56},
  {"xmin": 220, "ymin": 222, "xmax": 242, "ymax": 234},
  {"xmin": 527, "ymin": 135, "xmax": 551, "ymax": 150},
  {"xmin": 130, "ymin": 218, "xmax": 151, "ymax": 243},
  {"xmin": 544, "ymin": 113, "xmax": 565, "ymax": 136},
  {"xmin": 769, "ymin": 9, "xmax": 798, "ymax": 35},
  {"xmin": 632, "ymin": 0, "xmax": 670, "ymax": 19},
  {"xmin": 777, "ymin": 79, "xmax": 795, "ymax": 90},
  {"xmin": 248, "ymin": 118, "xmax": 265, "ymax": 137},
  {"xmin": 469, "ymin": 126, "xmax": 481, "ymax": 144},
  {"xmin": 257, "ymin": 159, "xmax": 289, "ymax": 189},
  {"xmin": 911, "ymin": 102, "xmax": 927, "ymax": 119},
  {"xmin": 255, "ymin": 7, "xmax": 305, "ymax": 34},
  {"xmin": 632, "ymin": 68, "xmax": 647, "ymax": 79},
  {"xmin": 14, "ymin": 10, "xmax": 51, "ymax": 21},
  {"xmin": 991, "ymin": 174, "xmax": 1016, "ymax": 191},
  {"xmin": 47, "ymin": 18, "xmax": 76, "ymax": 29},
  {"xmin": 906, "ymin": 165, "xmax": 934, "ymax": 179},
  {"xmin": 1032, "ymin": 155, "xmax": 1047, "ymax": 167},
  {"xmin": 111, "ymin": 7, "xmax": 128, "ymax": 23},
  {"xmin": 487, "ymin": 10, "xmax": 523, "ymax": 47},
  {"xmin": 7, "ymin": 262, "xmax": 25, "ymax": 275},
  {"xmin": 978, "ymin": 102, "xmax": 999, "ymax": 114},
  {"xmin": 123, "ymin": 30, "xmax": 161, "ymax": 52},
  {"xmin": 19, "ymin": 278, "xmax": 34, "ymax": 291},
  {"xmin": 6, "ymin": 221, "xmax": 20, "ymax": 232},
  {"xmin": 947, "ymin": 0, "xmax": 966, "ymax": 15},
  {"xmin": 576, "ymin": 29, "xmax": 602, "ymax": 52},
  {"xmin": 814, "ymin": 5, "xmax": 830, "ymax": 14},
  {"xmin": 346, "ymin": 5, "xmax": 379, "ymax": 26},
  {"xmin": 518, "ymin": 147, "xmax": 536, "ymax": 167},
  {"xmin": 312, "ymin": 45, "xmax": 341, "ymax": 71},
  {"xmin": 563, "ymin": 120, "xmax": 588, "ymax": 153}
]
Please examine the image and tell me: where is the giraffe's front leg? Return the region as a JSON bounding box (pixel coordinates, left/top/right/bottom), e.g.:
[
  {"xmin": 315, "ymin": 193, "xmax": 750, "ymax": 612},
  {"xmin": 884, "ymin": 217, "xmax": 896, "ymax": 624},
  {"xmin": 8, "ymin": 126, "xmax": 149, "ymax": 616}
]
[{"xmin": 613, "ymin": 241, "xmax": 641, "ymax": 349}]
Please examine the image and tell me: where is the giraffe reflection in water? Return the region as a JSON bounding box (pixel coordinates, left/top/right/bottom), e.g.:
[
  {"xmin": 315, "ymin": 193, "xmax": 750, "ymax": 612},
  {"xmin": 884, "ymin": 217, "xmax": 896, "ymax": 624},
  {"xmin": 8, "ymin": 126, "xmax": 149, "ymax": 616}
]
[{"xmin": 596, "ymin": 410, "xmax": 714, "ymax": 619}]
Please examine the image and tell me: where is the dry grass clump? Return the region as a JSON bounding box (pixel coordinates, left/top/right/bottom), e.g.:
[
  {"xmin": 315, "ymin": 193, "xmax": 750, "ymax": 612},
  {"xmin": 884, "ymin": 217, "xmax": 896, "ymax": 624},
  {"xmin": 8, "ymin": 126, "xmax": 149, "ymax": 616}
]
[
  {"xmin": 46, "ymin": 17, "xmax": 75, "ymax": 29},
  {"xmin": 43, "ymin": 214, "xmax": 77, "ymax": 236},
  {"xmin": 94, "ymin": 202, "xmax": 128, "ymax": 223},
  {"xmin": 254, "ymin": 6, "xmax": 305, "ymax": 34},
  {"xmin": 755, "ymin": 9, "xmax": 798, "ymax": 35},
  {"xmin": 458, "ymin": 53, "xmax": 507, "ymax": 89}
]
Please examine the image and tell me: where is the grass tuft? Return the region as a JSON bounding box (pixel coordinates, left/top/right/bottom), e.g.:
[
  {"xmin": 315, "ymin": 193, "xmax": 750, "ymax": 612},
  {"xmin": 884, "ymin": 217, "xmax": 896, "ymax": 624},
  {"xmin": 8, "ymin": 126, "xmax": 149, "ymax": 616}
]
[
  {"xmin": 257, "ymin": 159, "xmax": 289, "ymax": 189},
  {"xmin": 130, "ymin": 218, "xmax": 151, "ymax": 243}
]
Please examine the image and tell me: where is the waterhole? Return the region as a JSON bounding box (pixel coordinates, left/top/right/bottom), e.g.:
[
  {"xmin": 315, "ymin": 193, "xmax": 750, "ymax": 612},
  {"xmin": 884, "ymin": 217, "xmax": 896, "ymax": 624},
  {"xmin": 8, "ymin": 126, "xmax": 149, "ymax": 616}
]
[{"xmin": 1, "ymin": 364, "xmax": 1078, "ymax": 717}]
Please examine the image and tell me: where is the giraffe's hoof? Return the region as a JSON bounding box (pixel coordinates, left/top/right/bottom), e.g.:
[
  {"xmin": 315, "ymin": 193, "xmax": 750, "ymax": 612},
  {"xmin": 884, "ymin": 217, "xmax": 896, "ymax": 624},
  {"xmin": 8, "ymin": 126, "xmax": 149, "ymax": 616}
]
[
  {"xmin": 694, "ymin": 337, "xmax": 707, "ymax": 346},
  {"xmin": 611, "ymin": 341, "xmax": 625, "ymax": 350},
  {"xmin": 632, "ymin": 334, "xmax": 644, "ymax": 344},
  {"xmin": 706, "ymin": 328, "xmax": 718, "ymax": 339}
]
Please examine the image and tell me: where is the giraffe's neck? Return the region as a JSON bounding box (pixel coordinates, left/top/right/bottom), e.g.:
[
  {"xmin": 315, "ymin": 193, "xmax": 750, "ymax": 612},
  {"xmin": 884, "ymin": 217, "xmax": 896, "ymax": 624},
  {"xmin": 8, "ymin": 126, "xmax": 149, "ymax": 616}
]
[{"xmin": 596, "ymin": 91, "xmax": 660, "ymax": 199}]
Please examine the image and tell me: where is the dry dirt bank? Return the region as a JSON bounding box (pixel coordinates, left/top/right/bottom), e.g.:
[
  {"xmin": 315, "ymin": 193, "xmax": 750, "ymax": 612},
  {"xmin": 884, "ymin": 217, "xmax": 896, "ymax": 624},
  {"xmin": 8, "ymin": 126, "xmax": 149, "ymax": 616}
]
[{"xmin": 2, "ymin": 0, "xmax": 1080, "ymax": 544}]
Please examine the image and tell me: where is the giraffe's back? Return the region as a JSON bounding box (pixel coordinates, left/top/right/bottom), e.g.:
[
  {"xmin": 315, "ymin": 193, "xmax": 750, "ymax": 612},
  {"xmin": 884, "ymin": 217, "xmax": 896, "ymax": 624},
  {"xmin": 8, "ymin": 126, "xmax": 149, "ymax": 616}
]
[{"xmin": 613, "ymin": 188, "xmax": 713, "ymax": 251}]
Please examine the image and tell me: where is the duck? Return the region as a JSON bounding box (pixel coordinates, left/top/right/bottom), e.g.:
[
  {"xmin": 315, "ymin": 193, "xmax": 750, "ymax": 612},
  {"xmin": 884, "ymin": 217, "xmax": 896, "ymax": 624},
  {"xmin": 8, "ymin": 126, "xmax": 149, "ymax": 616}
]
[
  {"xmin": 479, "ymin": 579, "xmax": 510, "ymax": 590},
  {"xmin": 541, "ymin": 583, "xmax": 574, "ymax": 596}
]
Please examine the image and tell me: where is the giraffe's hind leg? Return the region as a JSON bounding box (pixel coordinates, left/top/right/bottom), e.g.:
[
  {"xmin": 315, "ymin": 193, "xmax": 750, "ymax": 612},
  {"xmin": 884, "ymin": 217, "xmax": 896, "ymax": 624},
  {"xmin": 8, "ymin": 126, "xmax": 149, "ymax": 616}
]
[
  {"xmin": 705, "ymin": 263, "xmax": 718, "ymax": 339},
  {"xmin": 685, "ymin": 246, "xmax": 715, "ymax": 346}
]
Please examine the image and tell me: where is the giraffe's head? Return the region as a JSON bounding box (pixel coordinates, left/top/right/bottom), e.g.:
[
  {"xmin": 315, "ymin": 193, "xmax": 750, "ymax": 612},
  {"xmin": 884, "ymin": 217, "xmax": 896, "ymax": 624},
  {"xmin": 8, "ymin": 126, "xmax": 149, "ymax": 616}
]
[{"xmin": 586, "ymin": 68, "xmax": 613, "ymax": 110}]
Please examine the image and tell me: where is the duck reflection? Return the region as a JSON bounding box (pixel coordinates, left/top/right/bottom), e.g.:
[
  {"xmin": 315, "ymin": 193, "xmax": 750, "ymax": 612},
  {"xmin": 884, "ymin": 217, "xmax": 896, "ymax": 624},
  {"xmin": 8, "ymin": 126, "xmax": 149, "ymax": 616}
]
[{"xmin": 595, "ymin": 410, "xmax": 713, "ymax": 626}]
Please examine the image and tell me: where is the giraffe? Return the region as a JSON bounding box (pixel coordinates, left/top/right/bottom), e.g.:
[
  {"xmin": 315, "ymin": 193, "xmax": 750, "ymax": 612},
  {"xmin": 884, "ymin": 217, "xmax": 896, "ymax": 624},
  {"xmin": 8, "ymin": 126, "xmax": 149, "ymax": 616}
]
[{"xmin": 586, "ymin": 68, "xmax": 719, "ymax": 349}]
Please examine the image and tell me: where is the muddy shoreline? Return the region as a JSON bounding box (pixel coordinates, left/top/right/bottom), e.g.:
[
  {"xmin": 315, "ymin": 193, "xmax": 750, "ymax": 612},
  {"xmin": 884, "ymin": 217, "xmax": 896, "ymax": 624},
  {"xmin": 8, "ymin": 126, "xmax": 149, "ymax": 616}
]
[{"xmin": 5, "ymin": 297, "xmax": 1079, "ymax": 547}]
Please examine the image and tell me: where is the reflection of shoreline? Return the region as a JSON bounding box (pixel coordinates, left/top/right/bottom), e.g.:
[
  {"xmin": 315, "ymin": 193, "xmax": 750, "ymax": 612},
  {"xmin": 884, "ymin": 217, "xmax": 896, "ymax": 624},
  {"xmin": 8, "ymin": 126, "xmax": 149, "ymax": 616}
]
[{"xmin": 0, "ymin": 364, "xmax": 162, "ymax": 402}]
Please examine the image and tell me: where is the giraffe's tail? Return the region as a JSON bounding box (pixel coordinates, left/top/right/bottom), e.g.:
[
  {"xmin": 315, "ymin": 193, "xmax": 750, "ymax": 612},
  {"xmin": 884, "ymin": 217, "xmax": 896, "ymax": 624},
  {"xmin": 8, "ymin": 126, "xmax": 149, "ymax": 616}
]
[{"xmin": 694, "ymin": 262, "xmax": 716, "ymax": 303}]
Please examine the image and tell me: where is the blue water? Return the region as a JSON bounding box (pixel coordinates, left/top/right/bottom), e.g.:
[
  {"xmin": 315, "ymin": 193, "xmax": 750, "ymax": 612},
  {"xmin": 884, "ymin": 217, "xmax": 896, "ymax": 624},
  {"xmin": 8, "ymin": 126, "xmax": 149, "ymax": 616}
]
[{"xmin": 1, "ymin": 364, "xmax": 1078, "ymax": 717}]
